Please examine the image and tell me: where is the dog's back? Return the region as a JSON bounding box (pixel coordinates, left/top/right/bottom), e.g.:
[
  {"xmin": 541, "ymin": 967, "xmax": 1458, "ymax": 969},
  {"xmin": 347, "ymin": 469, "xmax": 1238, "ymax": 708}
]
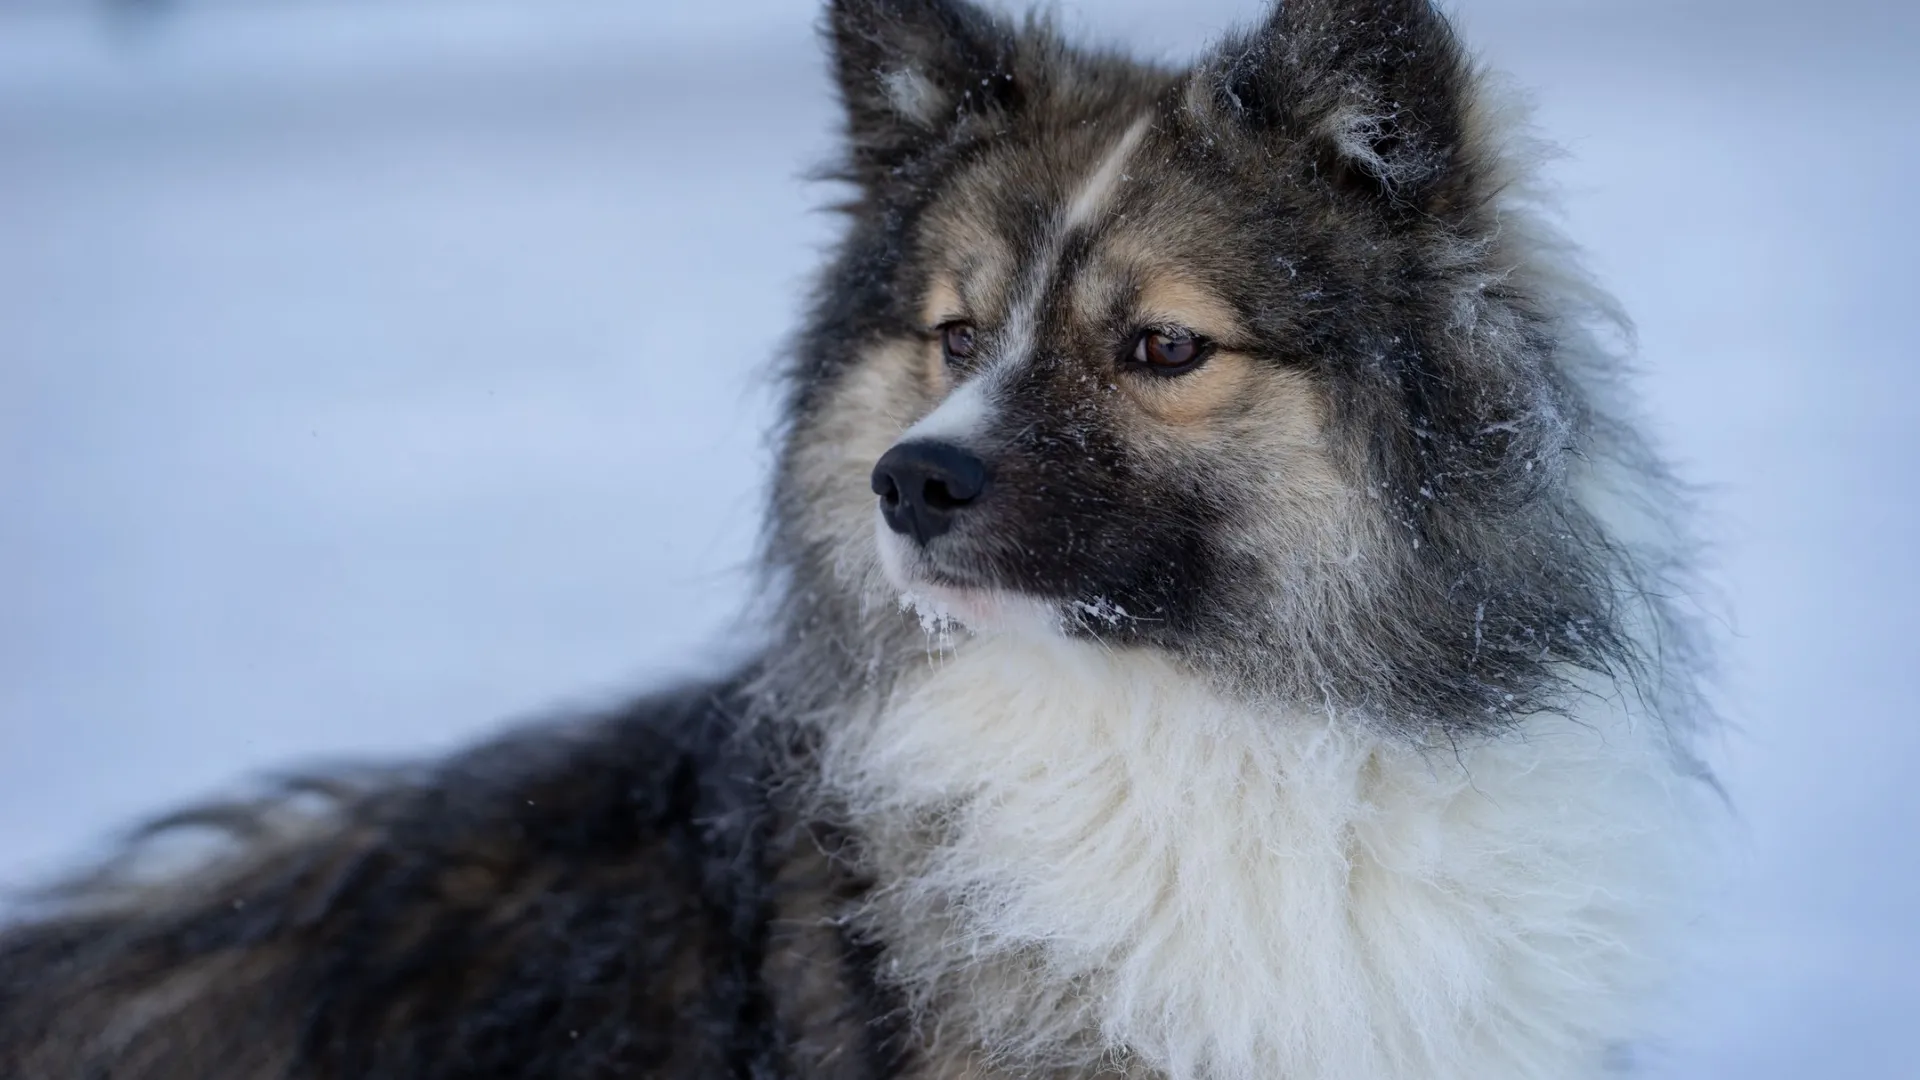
[{"xmin": 0, "ymin": 682, "xmax": 888, "ymax": 1079}]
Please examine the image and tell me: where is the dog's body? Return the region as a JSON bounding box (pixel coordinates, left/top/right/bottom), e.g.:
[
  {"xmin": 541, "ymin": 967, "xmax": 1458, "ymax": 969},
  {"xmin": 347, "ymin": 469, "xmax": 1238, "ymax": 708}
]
[{"xmin": 0, "ymin": 2, "xmax": 1717, "ymax": 1078}]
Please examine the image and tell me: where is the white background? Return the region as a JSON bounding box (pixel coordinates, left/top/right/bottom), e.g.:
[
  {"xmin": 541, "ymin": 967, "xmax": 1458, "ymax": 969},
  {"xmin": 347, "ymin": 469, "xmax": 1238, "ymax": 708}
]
[{"xmin": 2, "ymin": 1, "xmax": 1915, "ymax": 1075}]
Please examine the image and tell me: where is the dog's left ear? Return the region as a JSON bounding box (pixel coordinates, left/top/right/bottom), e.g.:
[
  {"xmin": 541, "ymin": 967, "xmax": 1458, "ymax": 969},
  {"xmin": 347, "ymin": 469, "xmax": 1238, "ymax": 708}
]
[
  {"xmin": 827, "ymin": 0, "xmax": 1018, "ymax": 189},
  {"xmin": 1196, "ymin": 0, "xmax": 1481, "ymax": 215}
]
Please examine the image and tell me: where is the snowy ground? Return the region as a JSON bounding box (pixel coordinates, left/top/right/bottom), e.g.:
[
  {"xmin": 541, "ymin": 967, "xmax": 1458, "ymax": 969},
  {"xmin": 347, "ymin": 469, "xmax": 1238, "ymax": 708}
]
[{"xmin": 2, "ymin": 0, "xmax": 1916, "ymax": 1075}]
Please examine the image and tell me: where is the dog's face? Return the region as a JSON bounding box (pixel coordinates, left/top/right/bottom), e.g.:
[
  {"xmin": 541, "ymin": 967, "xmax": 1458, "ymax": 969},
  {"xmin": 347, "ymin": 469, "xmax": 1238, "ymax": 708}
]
[
  {"xmin": 774, "ymin": 0, "xmax": 1631, "ymax": 730},
  {"xmin": 858, "ymin": 107, "xmax": 1366, "ymax": 648}
]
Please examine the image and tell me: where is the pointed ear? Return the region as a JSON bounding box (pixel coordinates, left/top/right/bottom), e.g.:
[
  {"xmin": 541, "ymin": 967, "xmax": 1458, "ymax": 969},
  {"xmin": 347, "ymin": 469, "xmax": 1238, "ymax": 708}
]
[
  {"xmin": 1198, "ymin": 0, "xmax": 1481, "ymax": 213},
  {"xmin": 827, "ymin": 0, "xmax": 1018, "ymax": 187}
]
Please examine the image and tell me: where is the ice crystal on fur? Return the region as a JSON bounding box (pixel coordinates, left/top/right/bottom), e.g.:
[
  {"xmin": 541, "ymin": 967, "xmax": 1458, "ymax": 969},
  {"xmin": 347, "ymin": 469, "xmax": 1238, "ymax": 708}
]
[
  {"xmin": 0, "ymin": 2, "xmax": 1718, "ymax": 1079},
  {"xmin": 814, "ymin": 637, "xmax": 1709, "ymax": 1080},
  {"xmin": 898, "ymin": 589, "xmax": 964, "ymax": 648},
  {"xmin": 1068, "ymin": 596, "xmax": 1130, "ymax": 628},
  {"xmin": 760, "ymin": 0, "xmax": 1720, "ymax": 1076}
]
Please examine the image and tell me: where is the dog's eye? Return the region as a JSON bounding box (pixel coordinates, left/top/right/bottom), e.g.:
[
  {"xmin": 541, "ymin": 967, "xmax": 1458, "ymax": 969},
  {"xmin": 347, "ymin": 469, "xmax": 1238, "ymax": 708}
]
[
  {"xmin": 1130, "ymin": 329, "xmax": 1208, "ymax": 376},
  {"xmin": 940, "ymin": 322, "xmax": 978, "ymax": 365}
]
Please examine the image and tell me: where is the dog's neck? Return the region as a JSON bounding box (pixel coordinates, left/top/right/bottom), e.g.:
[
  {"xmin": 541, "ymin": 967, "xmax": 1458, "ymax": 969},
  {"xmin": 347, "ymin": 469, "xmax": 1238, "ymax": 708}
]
[{"xmin": 809, "ymin": 630, "xmax": 1700, "ymax": 1080}]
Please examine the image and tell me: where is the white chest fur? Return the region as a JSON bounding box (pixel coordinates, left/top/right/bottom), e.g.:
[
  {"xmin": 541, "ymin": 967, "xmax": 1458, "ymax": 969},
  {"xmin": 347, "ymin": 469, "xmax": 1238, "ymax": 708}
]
[{"xmin": 817, "ymin": 634, "xmax": 1705, "ymax": 1080}]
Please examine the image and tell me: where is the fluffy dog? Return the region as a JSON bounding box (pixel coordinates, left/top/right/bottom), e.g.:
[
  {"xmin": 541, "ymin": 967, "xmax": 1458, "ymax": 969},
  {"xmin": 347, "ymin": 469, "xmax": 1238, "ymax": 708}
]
[{"xmin": 0, "ymin": 2, "xmax": 1716, "ymax": 1078}]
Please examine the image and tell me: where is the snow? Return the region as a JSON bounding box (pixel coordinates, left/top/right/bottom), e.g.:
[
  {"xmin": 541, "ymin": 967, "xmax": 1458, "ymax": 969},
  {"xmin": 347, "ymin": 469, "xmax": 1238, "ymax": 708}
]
[{"xmin": 3, "ymin": 0, "xmax": 1916, "ymax": 1075}]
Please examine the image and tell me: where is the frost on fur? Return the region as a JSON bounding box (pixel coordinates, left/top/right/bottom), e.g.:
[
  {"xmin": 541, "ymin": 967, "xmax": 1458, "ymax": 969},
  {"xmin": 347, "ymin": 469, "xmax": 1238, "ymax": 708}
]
[
  {"xmin": 0, "ymin": 3, "xmax": 1721, "ymax": 1079},
  {"xmin": 815, "ymin": 637, "xmax": 1713, "ymax": 1080},
  {"xmin": 880, "ymin": 66, "xmax": 944, "ymax": 128},
  {"xmin": 758, "ymin": 1, "xmax": 1722, "ymax": 1077}
]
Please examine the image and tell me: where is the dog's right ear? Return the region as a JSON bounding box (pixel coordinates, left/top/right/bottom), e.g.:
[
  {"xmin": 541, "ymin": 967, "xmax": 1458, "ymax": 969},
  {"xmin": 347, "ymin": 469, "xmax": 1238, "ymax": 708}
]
[
  {"xmin": 1192, "ymin": 0, "xmax": 1481, "ymax": 217},
  {"xmin": 827, "ymin": 0, "xmax": 1018, "ymax": 188}
]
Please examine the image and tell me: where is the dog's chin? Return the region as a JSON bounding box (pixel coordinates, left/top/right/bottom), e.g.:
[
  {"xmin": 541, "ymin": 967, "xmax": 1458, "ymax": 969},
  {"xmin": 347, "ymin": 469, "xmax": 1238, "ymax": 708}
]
[
  {"xmin": 896, "ymin": 580, "xmax": 1064, "ymax": 639},
  {"xmin": 874, "ymin": 519, "xmax": 1061, "ymax": 639}
]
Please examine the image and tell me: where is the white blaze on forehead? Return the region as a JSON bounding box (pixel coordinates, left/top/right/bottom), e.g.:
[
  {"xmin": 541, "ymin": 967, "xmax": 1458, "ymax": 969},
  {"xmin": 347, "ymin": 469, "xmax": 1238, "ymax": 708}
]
[
  {"xmin": 993, "ymin": 113, "xmax": 1155, "ymax": 374},
  {"xmin": 1063, "ymin": 114, "xmax": 1153, "ymax": 231},
  {"xmin": 893, "ymin": 115, "xmax": 1154, "ymax": 456},
  {"xmin": 903, "ymin": 374, "xmax": 995, "ymax": 445}
]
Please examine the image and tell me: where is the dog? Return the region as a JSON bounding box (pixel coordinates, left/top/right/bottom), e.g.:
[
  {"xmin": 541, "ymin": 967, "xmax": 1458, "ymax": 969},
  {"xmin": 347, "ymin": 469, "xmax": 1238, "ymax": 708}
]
[{"xmin": 0, "ymin": 1, "xmax": 1717, "ymax": 1077}]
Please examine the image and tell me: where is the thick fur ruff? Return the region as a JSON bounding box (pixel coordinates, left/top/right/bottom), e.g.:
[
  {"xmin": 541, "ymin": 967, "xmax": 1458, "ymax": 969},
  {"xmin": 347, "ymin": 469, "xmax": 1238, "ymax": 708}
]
[
  {"xmin": 0, "ymin": 1, "xmax": 1719, "ymax": 1077},
  {"xmin": 815, "ymin": 635, "xmax": 1705, "ymax": 1080}
]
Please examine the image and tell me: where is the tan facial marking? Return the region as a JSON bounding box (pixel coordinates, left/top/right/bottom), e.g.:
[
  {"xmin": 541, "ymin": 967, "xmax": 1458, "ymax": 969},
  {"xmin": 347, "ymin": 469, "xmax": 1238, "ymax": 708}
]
[
  {"xmin": 1135, "ymin": 276, "xmax": 1243, "ymax": 344},
  {"xmin": 792, "ymin": 339, "xmax": 933, "ymax": 549},
  {"xmin": 1126, "ymin": 349, "xmax": 1260, "ymax": 429},
  {"xmin": 1107, "ymin": 269, "xmax": 1266, "ymax": 432},
  {"xmin": 920, "ymin": 273, "xmax": 965, "ymax": 330},
  {"xmin": 920, "ymin": 209, "xmax": 1016, "ymax": 325},
  {"xmin": 916, "ymin": 273, "xmax": 965, "ymax": 398}
]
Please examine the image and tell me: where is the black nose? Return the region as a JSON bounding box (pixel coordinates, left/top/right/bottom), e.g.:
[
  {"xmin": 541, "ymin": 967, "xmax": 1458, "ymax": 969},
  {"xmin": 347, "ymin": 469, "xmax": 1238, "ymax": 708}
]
[{"xmin": 870, "ymin": 441, "xmax": 989, "ymax": 546}]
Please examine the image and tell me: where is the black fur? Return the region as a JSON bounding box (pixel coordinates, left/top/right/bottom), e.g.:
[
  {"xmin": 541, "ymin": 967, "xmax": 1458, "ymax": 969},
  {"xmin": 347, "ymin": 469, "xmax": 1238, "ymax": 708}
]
[
  {"xmin": 769, "ymin": 0, "xmax": 1697, "ymax": 736},
  {"xmin": 827, "ymin": 0, "xmax": 1021, "ymax": 190},
  {"xmin": 0, "ymin": 681, "xmax": 895, "ymax": 1079},
  {"xmin": 1, "ymin": 0, "xmax": 1710, "ymax": 1075}
]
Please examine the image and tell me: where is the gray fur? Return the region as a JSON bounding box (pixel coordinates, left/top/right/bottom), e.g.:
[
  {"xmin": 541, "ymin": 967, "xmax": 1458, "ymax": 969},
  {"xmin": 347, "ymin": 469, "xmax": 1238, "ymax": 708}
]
[
  {"xmin": 763, "ymin": 0, "xmax": 1709, "ymax": 743},
  {"xmin": 0, "ymin": 2, "xmax": 1713, "ymax": 1077}
]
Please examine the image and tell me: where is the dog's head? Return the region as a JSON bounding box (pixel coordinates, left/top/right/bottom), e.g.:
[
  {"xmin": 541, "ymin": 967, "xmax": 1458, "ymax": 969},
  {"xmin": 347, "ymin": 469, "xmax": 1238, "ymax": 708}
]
[{"xmin": 771, "ymin": 0, "xmax": 1660, "ymax": 733}]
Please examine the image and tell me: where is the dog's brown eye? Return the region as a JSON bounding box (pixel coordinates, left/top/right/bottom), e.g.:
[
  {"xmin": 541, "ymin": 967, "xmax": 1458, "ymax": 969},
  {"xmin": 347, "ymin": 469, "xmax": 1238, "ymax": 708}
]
[
  {"xmin": 1131, "ymin": 329, "xmax": 1207, "ymax": 375},
  {"xmin": 941, "ymin": 322, "xmax": 977, "ymax": 364}
]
